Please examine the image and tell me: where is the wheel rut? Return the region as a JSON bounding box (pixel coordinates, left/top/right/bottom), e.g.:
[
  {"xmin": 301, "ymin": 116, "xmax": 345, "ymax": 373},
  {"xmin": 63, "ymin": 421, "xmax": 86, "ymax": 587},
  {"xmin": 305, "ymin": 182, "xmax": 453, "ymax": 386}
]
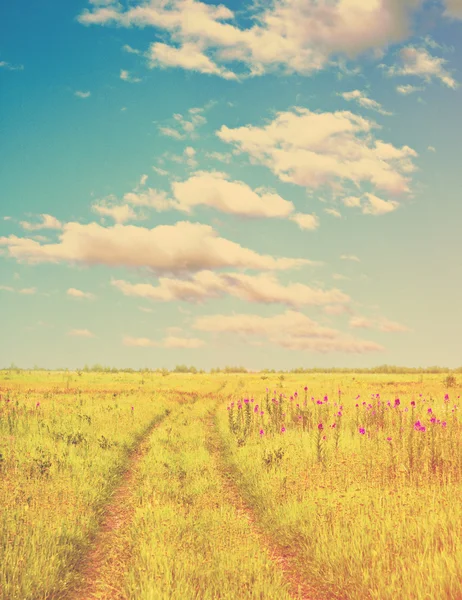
[
  {"xmin": 64, "ymin": 414, "xmax": 166, "ymax": 600},
  {"xmin": 205, "ymin": 407, "xmax": 328, "ymax": 600}
]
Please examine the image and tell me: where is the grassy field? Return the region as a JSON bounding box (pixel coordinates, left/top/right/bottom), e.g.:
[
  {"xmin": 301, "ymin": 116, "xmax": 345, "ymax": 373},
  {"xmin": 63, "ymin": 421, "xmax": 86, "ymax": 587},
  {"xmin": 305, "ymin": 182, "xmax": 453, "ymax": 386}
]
[{"xmin": 0, "ymin": 370, "xmax": 460, "ymax": 599}]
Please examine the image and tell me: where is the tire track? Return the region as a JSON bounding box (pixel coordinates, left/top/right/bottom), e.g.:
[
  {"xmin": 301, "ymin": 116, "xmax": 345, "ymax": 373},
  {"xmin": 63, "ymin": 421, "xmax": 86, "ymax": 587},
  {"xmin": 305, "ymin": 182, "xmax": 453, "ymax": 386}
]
[
  {"xmin": 64, "ymin": 412, "xmax": 167, "ymax": 600},
  {"xmin": 205, "ymin": 407, "xmax": 328, "ymax": 600}
]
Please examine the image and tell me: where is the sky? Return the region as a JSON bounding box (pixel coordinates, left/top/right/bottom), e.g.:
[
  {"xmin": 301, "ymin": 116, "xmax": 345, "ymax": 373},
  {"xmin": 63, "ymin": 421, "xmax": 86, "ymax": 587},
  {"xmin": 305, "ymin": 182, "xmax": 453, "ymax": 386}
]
[{"xmin": 1, "ymin": 0, "xmax": 461, "ymax": 371}]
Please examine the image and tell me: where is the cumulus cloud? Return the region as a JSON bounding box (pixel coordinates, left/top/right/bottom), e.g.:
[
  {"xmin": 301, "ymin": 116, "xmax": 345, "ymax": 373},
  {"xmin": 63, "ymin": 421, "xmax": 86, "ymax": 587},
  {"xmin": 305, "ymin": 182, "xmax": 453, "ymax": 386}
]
[
  {"xmin": 92, "ymin": 199, "xmax": 139, "ymax": 224},
  {"xmin": 193, "ymin": 309, "xmax": 384, "ymax": 354},
  {"xmin": 362, "ymin": 192, "xmax": 399, "ymax": 215},
  {"xmin": 395, "ymin": 83, "xmax": 424, "ymax": 95},
  {"xmin": 78, "ymin": 0, "xmax": 423, "ymax": 78},
  {"xmin": 171, "ymin": 171, "xmax": 294, "ymax": 217},
  {"xmin": 20, "ymin": 214, "xmax": 62, "ymax": 231},
  {"xmin": 112, "ymin": 271, "xmax": 349, "ymax": 308},
  {"xmin": 68, "ymin": 328, "xmax": 95, "ymax": 337},
  {"xmin": 340, "ymin": 90, "xmax": 392, "ymax": 115},
  {"xmin": 148, "ymin": 42, "xmax": 238, "ymax": 79},
  {"xmin": 384, "ymin": 46, "xmax": 458, "ymax": 89},
  {"xmin": 342, "ymin": 196, "xmax": 362, "ymax": 208},
  {"xmin": 67, "ymin": 288, "xmax": 95, "ymax": 299},
  {"xmin": 217, "ymin": 108, "xmax": 417, "ymax": 198},
  {"xmin": 0, "ymin": 221, "xmax": 313, "ymax": 272},
  {"xmin": 158, "ymin": 106, "xmax": 208, "ymax": 140},
  {"xmin": 123, "ymin": 170, "xmax": 320, "ymax": 229},
  {"xmin": 120, "ymin": 69, "xmax": 141, "ymax": 82},
  {"xmin": 75, "ymin": 90, "xmax": 91, "ymax": 98},
  {"xmin": 289, "ymin": 212, "xmax": 320, "ymax": 230}
]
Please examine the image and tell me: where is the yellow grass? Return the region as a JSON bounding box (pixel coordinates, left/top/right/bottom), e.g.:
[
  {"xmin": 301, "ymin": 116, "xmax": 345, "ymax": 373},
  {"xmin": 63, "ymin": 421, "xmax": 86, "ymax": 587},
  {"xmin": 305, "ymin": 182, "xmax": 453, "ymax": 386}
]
[{"xmin": 0, "ymin": 370, "xmax": 460, "ymax": 599}]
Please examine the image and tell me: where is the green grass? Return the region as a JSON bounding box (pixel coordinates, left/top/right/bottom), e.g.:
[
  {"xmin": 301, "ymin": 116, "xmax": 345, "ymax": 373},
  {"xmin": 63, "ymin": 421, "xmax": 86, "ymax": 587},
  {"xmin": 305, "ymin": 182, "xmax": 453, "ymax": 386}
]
[{"xmin": 0, "ymin": 370, "xmax": 460, "ymax": 599}]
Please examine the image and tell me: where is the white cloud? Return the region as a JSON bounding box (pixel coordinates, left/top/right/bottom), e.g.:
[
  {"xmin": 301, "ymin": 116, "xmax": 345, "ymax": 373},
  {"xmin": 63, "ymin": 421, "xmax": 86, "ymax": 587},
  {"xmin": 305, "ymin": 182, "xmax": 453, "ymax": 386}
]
[
  {"xmin": 0, "ymin": 221, "xmax": 312, "ymax": 272},
  {"xmin": 340, "ymin": 254, "xmax": 360, "ymax": 262},
  {"xmin": 427, "ymin": 145, "xmax": 436, "ymax": 152},
  {"xmin": 384, "ymin": 46, "xmax": 458, "ymax": 89},
  {"xmin": 164, "ymin": 336, "xmax": 205, "ymax": 348},
  {"xmin": 67, "ymin": 288, "xmax": 95, "ymax": 299},
  {"xmin": 92, "ymin": 200, "xmax": 139, "ymax": 224},
  {"xmin": 362, "ymin": 192, "xmax": 399, "ymax": 215},
  {"xmin": 123, "ymin": 336, "xmax": 156, "ymax": 347},
  {"xmin": 124, "ymin": 170, "xmax": 321, "ymax": 230},
  {"xmin": 19, "ymin": 287, "xmax": 37, "ymax": 295},
  {"xmin": 218, "ymin": 108, "xmax": 417, "ymax": 197},
  {"xmin": 75, "ymin": 90, "xmax": 91, "ymax": 98},
  {"xmin": 20, "ymin": 214, "xmax": 63, "ymax": 231},
  {"xmin": 193, "ymin": 309, "xmax": 384, "ymax": 354},
  {"xmin": 324, "ymin": 303, "xmax": 351, "ymax": 315},
  {"xmin": 158, "ymin": 106, "xmax": 208, "ymax": 140},
  {"xmin": 112, "ymin": 271, "xmax": 348, "ymax": 308},
  {"xmin": 171, "ymin": 171, "xmax": 294, "ymax": 218},
  {"xmin": 342, "ymin": 196, "xmax": 362, "ymax": 208},
  {"xmin": 120, "ymin": 69, "xmax": 141, "ymax": 83},
  {"xmin": 0, "ymin": 60, "xmax": 24, "ymax": 71},
  {"xmin": 152, "ymin": 166, "xmax": 169, "ymax": 176},
  {"xmin": 68, "ymin": 328, "xmax": 95, "ymax": 338},
  {"xmin": 205, "ymin": 151, "xmax": 233, "ymax": 163},
  {"xmin": 325, "ymin": 208, "xmax": 342, "ymax": 218},
  {"xmin": 378, "ymin": 318, "xmax": 412, "ymax": 332},
  {"xmin": 78, "ymin": 0, "xmax": 423, "ymax": 78},
  {"xmin": 340, "ymin": 90, "xmax": 392, "ymax": 115},
  {"xmin": 122, "ymin": 44, "xmax": 141, "ymax": 54},
  {"xmin": 0, "ymin": 285, "xmax": 14, "ymax": 292},
  {"xmin": 350, "ymin": 316, "xmax": 375, "ymax": 329},
  {"xmin": 331, "ymin": 274, "xmax": 350, "ymax": 281},
  {"xmin": 123, "ymin": 335, "xmax": 205, "ymax": 348},
  {"xmin": 138, "ymin": 306, "xmax": 153, "ymax": 313},
  {"xmin": 148, "ymin": 42, "xmax": 238, "ymax": 80},
  {"xmin": 350, "ymin": 315, "xmax": 411, "ymax": 332},
  {"xmin": 395, "ymin": 83, "xmax": 424, "ymax": 95},
  {"xmin": 443, "ymin": 0, "xmax": 462, "ymax": 19},
  {"xmin": 289, "ymin": 212, "xmax": 320, "ymax": 230}
]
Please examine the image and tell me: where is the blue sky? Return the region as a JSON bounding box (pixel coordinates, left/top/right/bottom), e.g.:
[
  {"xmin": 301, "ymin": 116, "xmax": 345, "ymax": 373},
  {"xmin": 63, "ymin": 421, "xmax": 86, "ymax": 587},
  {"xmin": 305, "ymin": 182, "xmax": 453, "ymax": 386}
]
[{"xmin": 1, "ymin": 0, "xmax": 461, "ymax": 370}]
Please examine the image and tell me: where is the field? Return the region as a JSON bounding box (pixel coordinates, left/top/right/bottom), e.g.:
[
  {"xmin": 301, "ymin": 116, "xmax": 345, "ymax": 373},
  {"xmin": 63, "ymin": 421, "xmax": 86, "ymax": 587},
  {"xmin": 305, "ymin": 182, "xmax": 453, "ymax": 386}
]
[{"xmin": 0, "ymin": 370, "xmax": 461, "ymax": 600}]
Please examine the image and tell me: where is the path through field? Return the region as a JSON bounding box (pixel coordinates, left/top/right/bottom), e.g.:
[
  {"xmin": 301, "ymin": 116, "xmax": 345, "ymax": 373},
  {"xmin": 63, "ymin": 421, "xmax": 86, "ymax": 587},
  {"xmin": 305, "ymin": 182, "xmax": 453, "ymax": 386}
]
[
  {"xmin": 65, "ymin": 391, "xmax": 324, "ymax": 600},
  {"xmin": 67, "ymin": 413, "xmax": 166, "ymax": 600}
]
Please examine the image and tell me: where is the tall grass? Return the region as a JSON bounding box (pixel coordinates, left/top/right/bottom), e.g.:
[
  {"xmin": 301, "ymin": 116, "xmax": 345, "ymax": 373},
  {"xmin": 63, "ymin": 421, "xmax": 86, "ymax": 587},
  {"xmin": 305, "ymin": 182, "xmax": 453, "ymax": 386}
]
[
  {"xmin": 0, "ymin": 372, "xmax": 170, "ymax": 599},
  {"xmin": 218, "ymin": 379, "xmax": 462, "ymax": 599}
]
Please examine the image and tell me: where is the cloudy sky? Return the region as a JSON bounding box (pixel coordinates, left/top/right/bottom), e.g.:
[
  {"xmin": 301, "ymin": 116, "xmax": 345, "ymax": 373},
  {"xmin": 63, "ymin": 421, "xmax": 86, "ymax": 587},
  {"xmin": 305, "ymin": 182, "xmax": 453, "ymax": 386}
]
[{"xmin": 1, "ymin": 0, "xmax": 461, "ymax": 370}]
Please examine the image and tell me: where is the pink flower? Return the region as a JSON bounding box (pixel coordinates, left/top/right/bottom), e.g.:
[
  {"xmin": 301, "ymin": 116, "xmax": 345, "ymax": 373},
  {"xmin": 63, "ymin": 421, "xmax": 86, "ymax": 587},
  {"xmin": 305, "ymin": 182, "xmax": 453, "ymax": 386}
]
[
  {"xmin": 387, "ymin": 437, "xmax": 392, "ymax": 442},
  {"xmin": 318, "ymin": 423, "xmax": 323, "ymax": 430},
  {"xmin": 304, "ymin": 386, "xmax": 308, "ymax": 391},
  {"xmin": 359, "ymin": 427, "xmax": 365, "ymax": 435},
  {"xmin": 259, "ymin": 429, "xmax": 264, "ymax": 436},
  {"xmin": 281, "ymin": 426, "xmax": 286, "ymax": 433}
]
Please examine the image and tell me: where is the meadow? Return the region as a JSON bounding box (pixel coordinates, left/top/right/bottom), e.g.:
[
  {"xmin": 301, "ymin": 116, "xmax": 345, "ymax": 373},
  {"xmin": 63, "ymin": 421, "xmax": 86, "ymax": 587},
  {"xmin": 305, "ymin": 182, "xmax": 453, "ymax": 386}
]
[{"xmin": 0, "ymin": 369, "xmax": 460, "ymax": 599}]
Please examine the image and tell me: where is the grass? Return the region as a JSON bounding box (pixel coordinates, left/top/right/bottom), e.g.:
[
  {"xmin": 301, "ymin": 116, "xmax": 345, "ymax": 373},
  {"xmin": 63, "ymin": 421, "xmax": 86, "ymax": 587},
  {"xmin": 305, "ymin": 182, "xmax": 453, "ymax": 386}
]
[{"xmin": 0, "ymin": 370, "xmax": 460, "ymax": 599}]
